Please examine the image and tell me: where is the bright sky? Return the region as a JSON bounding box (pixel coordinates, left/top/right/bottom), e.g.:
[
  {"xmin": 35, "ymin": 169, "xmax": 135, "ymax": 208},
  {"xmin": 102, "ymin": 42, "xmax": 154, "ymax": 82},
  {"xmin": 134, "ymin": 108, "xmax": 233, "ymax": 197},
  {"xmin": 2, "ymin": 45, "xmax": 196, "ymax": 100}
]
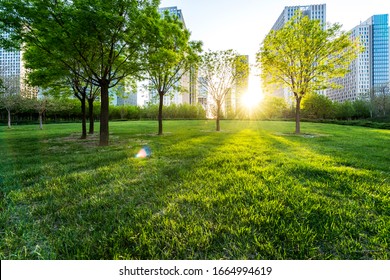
[
  {"xmin": 159, "ymin": 0, "xmax": 390, "ymax": 103},
  {"xmin": 160, "ymin": 0, "xmax": 390, "ymax": 62}
]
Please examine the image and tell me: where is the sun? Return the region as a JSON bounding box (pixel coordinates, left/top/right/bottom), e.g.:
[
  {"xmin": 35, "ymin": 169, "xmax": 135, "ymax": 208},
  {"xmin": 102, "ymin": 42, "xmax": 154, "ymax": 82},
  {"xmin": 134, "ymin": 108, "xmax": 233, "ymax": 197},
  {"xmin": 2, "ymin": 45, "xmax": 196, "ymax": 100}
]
[
  {"xmin": 241, "ymin": 73, "xmax": 264, "ymax": 109},
  {"xmin": 241, "ymin": 89, "xmax": 263, "ymax": 109}
]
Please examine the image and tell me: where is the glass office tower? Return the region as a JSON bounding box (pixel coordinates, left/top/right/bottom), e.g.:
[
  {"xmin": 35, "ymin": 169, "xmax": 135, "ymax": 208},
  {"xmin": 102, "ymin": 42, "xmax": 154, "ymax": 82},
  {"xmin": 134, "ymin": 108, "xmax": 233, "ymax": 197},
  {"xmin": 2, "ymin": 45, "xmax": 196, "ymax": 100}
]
[
  {"xmin": 371, "ymin": 14, "xmax": 389, "ymax": 88},
  {"xmin": 327, "ymin": 14, "xmax": 390, "ymax": 102}
]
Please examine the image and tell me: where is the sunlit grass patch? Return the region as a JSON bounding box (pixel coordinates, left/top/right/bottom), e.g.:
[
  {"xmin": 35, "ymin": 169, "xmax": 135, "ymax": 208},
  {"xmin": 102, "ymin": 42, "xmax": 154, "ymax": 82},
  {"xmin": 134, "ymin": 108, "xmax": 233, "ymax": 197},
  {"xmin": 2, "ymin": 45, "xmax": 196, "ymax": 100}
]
[{"xmin": 1, "ymin": 120, "xmax": 389, "ymax": 259}]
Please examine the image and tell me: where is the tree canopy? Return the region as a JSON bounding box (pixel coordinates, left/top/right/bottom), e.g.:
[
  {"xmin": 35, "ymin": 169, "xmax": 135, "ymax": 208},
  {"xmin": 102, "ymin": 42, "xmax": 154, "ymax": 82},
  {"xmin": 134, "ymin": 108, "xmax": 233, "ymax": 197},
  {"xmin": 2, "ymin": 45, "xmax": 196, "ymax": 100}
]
[
  {"xmin": 141, "ymin": 9, "xmax": 202, "ymax": 135},
  {"xmin": 198, "ymin": 49, "xmax": 249, "ymax": 131},
  {"xmin": 257, "ymin": 11, "xmax": 363, "ymax": 133},
  {"xmin": 0, "ymin": 0, "xmax": 160, "ymax": 145}
]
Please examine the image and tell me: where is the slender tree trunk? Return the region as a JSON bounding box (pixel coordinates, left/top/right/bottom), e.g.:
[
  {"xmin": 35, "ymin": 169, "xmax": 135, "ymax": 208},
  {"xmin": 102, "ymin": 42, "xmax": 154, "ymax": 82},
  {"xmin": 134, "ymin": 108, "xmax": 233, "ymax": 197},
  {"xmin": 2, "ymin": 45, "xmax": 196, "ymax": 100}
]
[
  {"xmin": 295, "ymin": 96, "xmax": 302, "ymax": 134},
  {"xmin": 100, "ymin": 81, "xmax": 110, "ymax": 146},
  {"xmin": 88, "ymin": 98, "xmax": 95, "ymax": 135},
  {"xmin": 81, "ymin": 97, "xmax": 87, "ymax": 139},
  {"xmin": 158, "ymin": 92, "xmax": 164, "ymax": 135},
  {"xmin": 7, "ymin": 109, "xmax": 11, "ymax": 129},
  {"xmin": 216, "ymin": 103, "xmax": 221, "ymax": 132},
  {"xmin": 39, "ymin": 112, "xmax": 43, "ymax": 130}
]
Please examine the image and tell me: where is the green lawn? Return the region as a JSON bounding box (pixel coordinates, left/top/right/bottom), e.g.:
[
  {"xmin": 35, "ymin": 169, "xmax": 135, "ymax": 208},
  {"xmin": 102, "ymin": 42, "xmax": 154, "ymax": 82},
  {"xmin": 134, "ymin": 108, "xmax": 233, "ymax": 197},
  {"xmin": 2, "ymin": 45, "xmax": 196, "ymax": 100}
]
[{"xmin": 1, "ymin": 120, "xmax": 389, "ymax": 259}]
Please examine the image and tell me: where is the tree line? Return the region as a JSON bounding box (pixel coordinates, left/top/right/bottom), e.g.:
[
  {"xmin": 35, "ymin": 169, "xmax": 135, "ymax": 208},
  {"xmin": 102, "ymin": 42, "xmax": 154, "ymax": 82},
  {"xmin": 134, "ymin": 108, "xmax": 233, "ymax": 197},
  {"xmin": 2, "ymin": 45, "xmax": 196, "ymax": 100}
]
[
  {"xmin": 0, "ymin": 97, "xmax": 207, "ymax": 127},
  {"xmin": 250, "ymin": 93, "xmax": 390, "ymax": 121}
]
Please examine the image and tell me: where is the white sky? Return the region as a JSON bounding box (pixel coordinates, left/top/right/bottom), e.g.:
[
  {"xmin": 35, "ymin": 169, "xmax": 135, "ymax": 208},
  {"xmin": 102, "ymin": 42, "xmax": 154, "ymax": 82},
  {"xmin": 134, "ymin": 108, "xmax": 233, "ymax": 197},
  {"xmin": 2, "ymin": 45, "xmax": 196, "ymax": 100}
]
[
  {"xmin": 160, "ymin": 0, "xmax": 390, "ymax": 63},
  {"xmin": 159, "ymin": 0, "xmax": 390, "ymax": 99}
]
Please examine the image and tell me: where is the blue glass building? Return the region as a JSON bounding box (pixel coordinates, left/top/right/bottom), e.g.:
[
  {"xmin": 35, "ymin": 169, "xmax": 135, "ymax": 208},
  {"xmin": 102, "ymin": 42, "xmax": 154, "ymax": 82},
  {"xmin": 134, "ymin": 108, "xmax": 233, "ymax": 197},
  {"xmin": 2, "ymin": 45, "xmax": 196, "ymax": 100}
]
[
  {"xmin": 371, "ymin": 14, "xmax": 389, "ymax": 88},
  {"xmin": 327, "ymin": 14, "xmax": 390, "ymax": 102}
]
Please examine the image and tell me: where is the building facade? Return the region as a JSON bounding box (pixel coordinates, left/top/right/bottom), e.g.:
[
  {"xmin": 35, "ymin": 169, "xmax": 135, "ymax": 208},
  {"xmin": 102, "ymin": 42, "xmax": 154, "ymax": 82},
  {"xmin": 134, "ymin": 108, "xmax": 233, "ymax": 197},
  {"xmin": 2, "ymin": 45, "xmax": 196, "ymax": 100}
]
[
  {"xmin": 327, "ymin": 14, "xmax": 389, "ymax": 102},
  {"xmin": 0, "ymin": 33, "xmax": 38, "ymax": 99},
  {"xmin": 271, "ymin": 4, "xmax": 326, "ymax": 31},
  {"xmin": 0, "ymin": 44, "xmax": 21, "ymax": 95}
]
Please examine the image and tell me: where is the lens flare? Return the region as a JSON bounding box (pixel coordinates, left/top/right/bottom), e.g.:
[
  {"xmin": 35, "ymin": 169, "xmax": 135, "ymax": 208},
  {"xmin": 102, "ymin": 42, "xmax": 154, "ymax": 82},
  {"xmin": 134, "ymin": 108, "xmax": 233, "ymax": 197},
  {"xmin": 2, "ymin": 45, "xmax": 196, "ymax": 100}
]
[{"xmin": 135, "ymin": 146, "xmax": 151, "ymax": 158}]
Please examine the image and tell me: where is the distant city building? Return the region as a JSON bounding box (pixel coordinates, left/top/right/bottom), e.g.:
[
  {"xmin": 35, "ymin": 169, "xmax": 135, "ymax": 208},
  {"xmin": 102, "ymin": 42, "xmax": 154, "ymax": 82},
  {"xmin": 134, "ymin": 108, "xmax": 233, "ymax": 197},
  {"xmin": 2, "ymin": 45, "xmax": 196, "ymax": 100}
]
[
  {"xmin": 159, "ymin": 6, "xmax": 186, "ymax": 29},
  {"xmin": 327, "ymin": 14, "xmax": 390, "ymax": 102},
  {"xmin": 271, "ymin": 4, "xmax": 326, "ymax": 31},
  {"xmin": 0, "ymin": 41, "xmax": 21, "ymax": 95},
  {"xmin": 269, "ymin": 4, "xmax": 327, "ymax": 103},
  {"xmin": 197, "ymin": 77, "xmax": 208, "ymax": 109},
  {"xmin": 0, "ymin": 33, "xmax": 38, "ymax": 99},
  {"xmin": 116, "ymin": 79, "xmax": 144, "ymax": 106}
]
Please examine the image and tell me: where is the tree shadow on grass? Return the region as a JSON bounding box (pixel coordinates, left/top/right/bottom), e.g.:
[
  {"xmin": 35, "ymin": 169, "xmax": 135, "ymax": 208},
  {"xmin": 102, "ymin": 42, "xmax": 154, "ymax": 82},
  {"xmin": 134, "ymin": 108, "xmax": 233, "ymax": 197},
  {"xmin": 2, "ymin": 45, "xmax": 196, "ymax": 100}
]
[
  {"xmin": 2, "ymin": 123, "xmax": 389, "ymax": 260},
  {"xmin": 1, "ymin": 124, "xmax": 239, "ymax": 259}
]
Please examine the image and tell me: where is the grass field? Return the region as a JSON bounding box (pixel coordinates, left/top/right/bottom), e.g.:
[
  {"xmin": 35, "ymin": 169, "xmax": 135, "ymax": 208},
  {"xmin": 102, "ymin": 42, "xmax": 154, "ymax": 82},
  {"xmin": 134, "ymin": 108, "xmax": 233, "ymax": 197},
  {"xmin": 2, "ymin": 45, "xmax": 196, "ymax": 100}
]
[{"xmin": 0, "ymin": 120, "xmax": 389, "ymax": 260}]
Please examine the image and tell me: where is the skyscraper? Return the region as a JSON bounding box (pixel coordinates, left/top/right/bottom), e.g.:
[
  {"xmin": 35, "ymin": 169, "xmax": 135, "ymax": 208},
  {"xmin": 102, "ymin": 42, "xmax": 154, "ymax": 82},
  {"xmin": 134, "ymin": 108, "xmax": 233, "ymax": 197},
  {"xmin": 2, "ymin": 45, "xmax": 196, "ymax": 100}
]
[
  {"xmin": 0, "ymin": 33, "xmax": 38, "ymax": 99},
  {"xmin": 370, "ymin": 15, "xmax": 389, "ymax": 89},
  {"xmin": 0, "ymin": 34, "xmax": 21, "ymax": 95},
  {"xmin": 159, "ymin": 6, "xmax": 186, "ymax": 29},
  {"xmin": 327, "ymin": 14, "xmax": 389, "ymax": 102},
  {"xmin": 271, "ymin": 4, "xmax": 326, "ymax": 31}
]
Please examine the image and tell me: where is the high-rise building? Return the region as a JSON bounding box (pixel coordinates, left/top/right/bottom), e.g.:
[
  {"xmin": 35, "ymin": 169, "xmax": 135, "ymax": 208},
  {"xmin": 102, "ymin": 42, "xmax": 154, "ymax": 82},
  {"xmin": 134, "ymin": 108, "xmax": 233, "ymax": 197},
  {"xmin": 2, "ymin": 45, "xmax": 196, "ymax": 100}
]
[
  {"xmin": 0, "ymin": 41, "xmax": 21, "ymax": 95},
  {"xmin": 269, "ymin": 4, "xmax": 327, "ymax": 102},
  {"xmin": 327, "ymin": 14, "xmax": 389, "ymax": 102},
  {"xmin": 159, "ymin": 6, "xmax": 186, "ymax": 29},
  {"xmin": 271, "ymin": 4, "xmax": 326, "ymax": 31},
  {"xmin": 0, "ymin": 33, "xmax": 38, "ymax": 99}
]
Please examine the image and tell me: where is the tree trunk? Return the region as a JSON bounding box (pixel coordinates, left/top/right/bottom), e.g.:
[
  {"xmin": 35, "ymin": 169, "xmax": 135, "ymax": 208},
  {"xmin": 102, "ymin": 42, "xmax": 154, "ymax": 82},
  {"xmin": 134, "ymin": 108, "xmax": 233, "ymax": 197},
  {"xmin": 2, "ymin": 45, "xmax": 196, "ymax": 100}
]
[
  {"xmin": 99, "ymin": 81, "xmax": 110, "ymax": 146},
  {"xmin": 80, "ymin": 97, "xmax": 87, "ymax": 139},
  {"xmin": 295, "ymin": 96, "xmax": 302, "ymax": 134},
  {"xmin": 7, "ymin": 109, "xmax": 11, "ymax": 129},
  {"xmin": 158, "ymin": 92, "xmax": 164, "ymax": 135},
  {"xmin": 216, "ymin": 103, "xmax": 221, "ymax": 132},
  {"xmin": 39, "ymin": 112, "xmax": 43, "ymax": 130},
  {"xmin": 88, "ymin": 98, "xmax": 95, "ymax": 135}
]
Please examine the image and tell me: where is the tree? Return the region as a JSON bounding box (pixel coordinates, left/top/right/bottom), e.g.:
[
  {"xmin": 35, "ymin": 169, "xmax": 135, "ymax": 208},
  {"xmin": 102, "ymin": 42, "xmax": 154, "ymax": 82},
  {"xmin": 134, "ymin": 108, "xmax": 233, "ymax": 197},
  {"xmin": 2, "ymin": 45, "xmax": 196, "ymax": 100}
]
[
  {"xmin": 0, "ymin": 0, "xmax": 159, "ymax": 145},
  {"xmin": 257, "ymin": 11, "xmax": 362, "ymax": 133},
  {"xmin": 362, "ymin": 83, "xmax": 390, "ymax": 118},
  {"xmin": 0, "ymin": 74, "xmax": 21, "ymax": 128},
  {"xmin": 142, "ymin": 10, "xmax": 202, "ymax": 135},
  {"xmin": 24, "ymin": 45, "xmax": 95, "ymax": 138},
  {"xmin": 373, "ymin": 82, "xmax": 390, "ymax": 118},
  {"xmin": 198, "ymin": 49, "xmax": 249, "ymax": 131},
  {"xmin": 30, "ymin": 97, "xmax": 48, "ymax": 130}
]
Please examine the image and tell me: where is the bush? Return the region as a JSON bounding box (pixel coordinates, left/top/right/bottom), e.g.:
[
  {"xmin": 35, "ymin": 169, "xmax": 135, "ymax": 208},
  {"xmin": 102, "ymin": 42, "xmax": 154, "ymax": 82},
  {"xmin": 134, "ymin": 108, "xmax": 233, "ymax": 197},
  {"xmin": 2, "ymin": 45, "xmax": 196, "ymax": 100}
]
[
  {"xmin": 139, "ymin": 103, "xmax": 206, "ymax": 120},
  {"xmin": 301, "ymin": 93, "xmax": 334, "ymax": 119}
]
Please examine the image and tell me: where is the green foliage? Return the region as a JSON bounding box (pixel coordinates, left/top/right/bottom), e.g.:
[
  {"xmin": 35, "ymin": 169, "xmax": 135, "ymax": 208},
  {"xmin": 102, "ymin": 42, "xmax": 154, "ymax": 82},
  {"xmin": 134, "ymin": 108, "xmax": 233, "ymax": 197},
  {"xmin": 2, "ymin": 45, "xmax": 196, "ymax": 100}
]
[
  {"xmin": 352, "ymin": 99, "xmax": 371, "ymax": 119},
  {"xmin": 141, "ymin": 8, "xmax": 202, "ymax": 134},
  {"xmin": 301, "ymin": 93, "xmax": 335, "ymax": 119},
  {"xmin": 199, "ymin": 49, "xmax": 249, "ymax": 131},
  {"xmin": 334, "ymin": 101, "xmax": 355, "ymax": 120},
  {"xmin": 259, "ymin": 95, "xmax": 290, "ymax": 119},
  {"xmin": 1, "ymin": 121, "xmax": 389, "ymax": 259},
  {"xmin": 258, "ymin": 10, "xmax": 363, "ymax": 133},
  {"xmin": 0, "ymin": 0, "xmax": 161, "ymax": 145}
]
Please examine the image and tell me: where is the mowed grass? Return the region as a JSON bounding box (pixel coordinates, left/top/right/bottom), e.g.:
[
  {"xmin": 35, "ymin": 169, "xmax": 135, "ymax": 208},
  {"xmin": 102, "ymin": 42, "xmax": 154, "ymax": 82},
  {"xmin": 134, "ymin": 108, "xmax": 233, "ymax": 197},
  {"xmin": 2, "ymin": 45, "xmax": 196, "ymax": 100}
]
[{"xmin": 0, "ymin": 120, "xmax": 389, "ymax": 260}]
